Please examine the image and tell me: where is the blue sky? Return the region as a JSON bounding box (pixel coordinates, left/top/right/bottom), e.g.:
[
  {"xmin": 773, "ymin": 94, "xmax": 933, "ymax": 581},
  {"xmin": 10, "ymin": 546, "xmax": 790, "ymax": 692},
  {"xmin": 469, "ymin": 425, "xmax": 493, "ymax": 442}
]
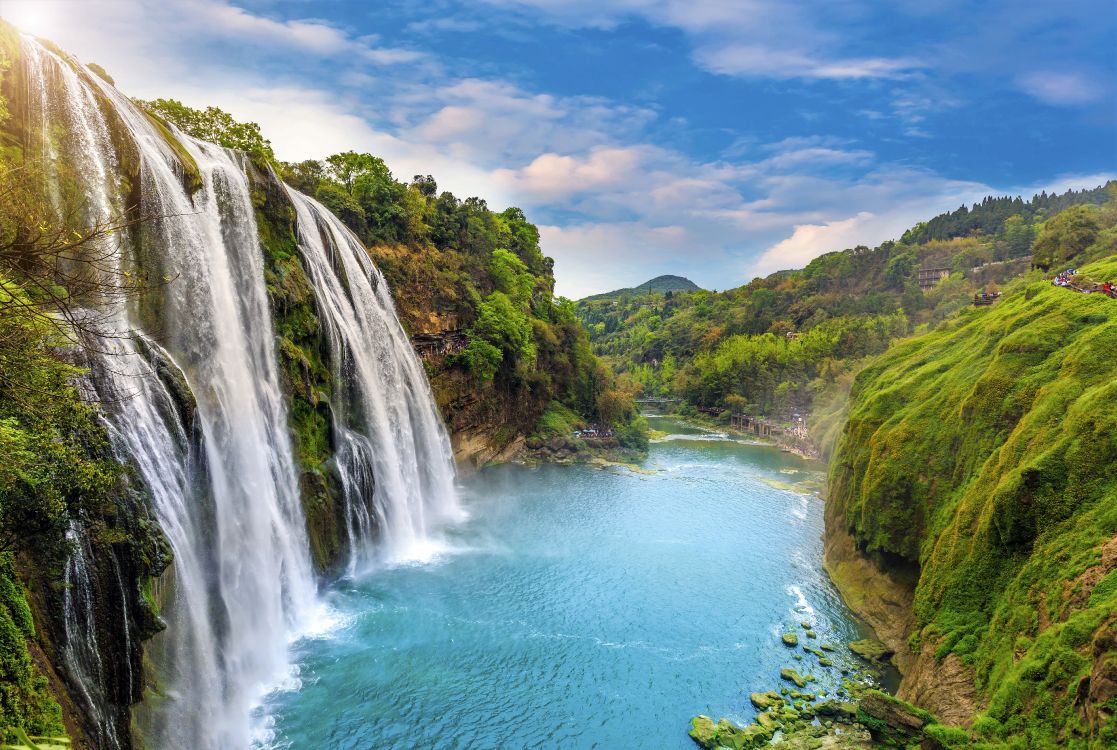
[{"xmin": 5, "ymin": 0, "xmax": 1116, "ymax": 297}]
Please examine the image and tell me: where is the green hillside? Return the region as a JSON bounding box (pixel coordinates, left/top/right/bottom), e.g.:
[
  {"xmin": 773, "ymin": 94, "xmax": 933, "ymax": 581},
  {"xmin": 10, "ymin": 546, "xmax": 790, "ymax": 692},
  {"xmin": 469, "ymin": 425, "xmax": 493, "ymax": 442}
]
[
  {"xmin": 828, "ymin": 254, "xmax": 1117, "ymax": 748},
  {"xmin": 576, "ymin": 183, "xmax": 1117, "ymax": 452}
]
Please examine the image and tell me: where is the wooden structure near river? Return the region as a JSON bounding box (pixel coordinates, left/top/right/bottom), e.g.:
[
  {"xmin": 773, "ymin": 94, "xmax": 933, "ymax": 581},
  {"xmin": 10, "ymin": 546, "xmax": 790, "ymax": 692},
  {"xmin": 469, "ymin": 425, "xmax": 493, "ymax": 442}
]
[{"xmin": 729, "ymin": 413, "xmax": 783, "ymax": 437}]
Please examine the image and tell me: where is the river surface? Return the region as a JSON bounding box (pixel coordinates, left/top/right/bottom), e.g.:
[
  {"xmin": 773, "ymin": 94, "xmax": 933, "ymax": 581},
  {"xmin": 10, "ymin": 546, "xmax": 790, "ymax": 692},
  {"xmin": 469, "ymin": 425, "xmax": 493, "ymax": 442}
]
[{"xmin": 263, "ymin": 417, "xmax": 873, "ymax": 748}]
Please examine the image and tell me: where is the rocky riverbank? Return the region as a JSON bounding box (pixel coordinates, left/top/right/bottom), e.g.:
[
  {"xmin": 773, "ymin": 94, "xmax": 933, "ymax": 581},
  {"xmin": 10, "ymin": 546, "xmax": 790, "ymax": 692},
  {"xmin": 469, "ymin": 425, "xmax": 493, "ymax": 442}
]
[{"xmin": 687, "ymin": 623, "xmax": 965, "ymax": 750}]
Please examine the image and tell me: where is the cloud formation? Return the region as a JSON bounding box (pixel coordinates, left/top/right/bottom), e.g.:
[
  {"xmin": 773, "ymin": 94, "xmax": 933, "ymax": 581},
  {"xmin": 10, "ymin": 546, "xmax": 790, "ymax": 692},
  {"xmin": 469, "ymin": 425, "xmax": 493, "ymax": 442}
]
[{"xmin": 1, "ymin": 0, "xmax": 1111, "ymax": 298}]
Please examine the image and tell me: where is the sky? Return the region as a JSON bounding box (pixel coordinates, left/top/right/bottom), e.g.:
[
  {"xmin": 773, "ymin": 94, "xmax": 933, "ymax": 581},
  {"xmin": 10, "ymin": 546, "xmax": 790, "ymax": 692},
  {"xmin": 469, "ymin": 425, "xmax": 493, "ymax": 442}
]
[{"xmin": 3, "ymin": 0, "xmax": 1116, "ymax": 297}]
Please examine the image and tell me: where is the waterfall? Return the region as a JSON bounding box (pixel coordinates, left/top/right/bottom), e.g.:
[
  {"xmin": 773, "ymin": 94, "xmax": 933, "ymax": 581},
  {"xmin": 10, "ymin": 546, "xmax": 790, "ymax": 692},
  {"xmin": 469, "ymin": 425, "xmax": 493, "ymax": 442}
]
[
  {"xmin": 22, "ymin": 37, "xmax": 316, "ymax": 749},
  {"xmin": 289, "ymin": 191, "xmax": 461, "ymax": 571},
  {"xmin": 20, "ymin": 28, "xmax": 464, "ymax": 748}
]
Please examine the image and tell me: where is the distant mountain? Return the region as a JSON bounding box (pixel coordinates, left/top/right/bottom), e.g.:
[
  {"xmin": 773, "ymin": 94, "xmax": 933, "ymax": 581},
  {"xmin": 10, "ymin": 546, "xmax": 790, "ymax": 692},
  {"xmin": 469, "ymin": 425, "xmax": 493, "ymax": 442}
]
[{"xmin": 582, "ymin": 274, "xmax": 701, "ymax": 301}]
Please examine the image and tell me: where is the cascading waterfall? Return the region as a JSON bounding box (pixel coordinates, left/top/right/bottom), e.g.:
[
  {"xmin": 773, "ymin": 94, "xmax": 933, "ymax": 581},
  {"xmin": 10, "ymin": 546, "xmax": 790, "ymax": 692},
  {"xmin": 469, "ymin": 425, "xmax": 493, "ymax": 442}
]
[
  {"xmin": 23, "ymin": 37, "xmax": 315, "ymax": 748},
  {"xmin": 60, "ymin": 522, "xmax": 119, "ymax": 750},
  {"xmin": 289, "ymin": 191, "xmax": 461, "ymax": 570},
  {"xmin": 21, "ymin": 32, "xmax": 462, "ymax": 749}
]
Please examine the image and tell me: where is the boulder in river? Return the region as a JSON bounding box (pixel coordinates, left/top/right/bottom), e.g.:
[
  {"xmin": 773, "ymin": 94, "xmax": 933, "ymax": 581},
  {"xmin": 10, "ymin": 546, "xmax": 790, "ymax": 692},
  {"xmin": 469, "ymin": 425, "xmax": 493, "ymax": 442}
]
[
  {"xmin": 688, "ymin": 715, "xmax": 773, "ymax": 750},
  {"xmin": 780, "ymin": 667, "xmax": 808, "ymax": 687},
  {"xmin": 750, "ymin": 691, "xmax": 784, "ymax": 710},
  {"xmin": 848, "ymin": 638, "xmax": 894, "ymax": 663},
  {"xmin": 782, "ymin": 632, "xmax": 799, "ymax": 646}
]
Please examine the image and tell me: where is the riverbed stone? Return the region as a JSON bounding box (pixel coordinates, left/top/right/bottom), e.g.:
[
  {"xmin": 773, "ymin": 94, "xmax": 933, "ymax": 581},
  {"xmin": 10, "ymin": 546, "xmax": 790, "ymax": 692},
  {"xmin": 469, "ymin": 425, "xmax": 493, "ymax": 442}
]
[
  {"xmin": 750, "ymin": 690, "xmax": 785, "ymax": 711},
  {"xmin": 815, "ymin": 700, "xmax": 859, "ymax": 722},
  {"xmin": 782, "ymin": 632, "xmax": 799, "ymax": 647},
  {"xmin": 689, "ymin": 715, "xmax": 718, "ymax": 748},
  {"xmin": 781, "ymin": 667, "xmax": 808, "ymax": 687},
  {"xmin": 848, "ymin": 638, "xmax": 894, "ymax": 663}
]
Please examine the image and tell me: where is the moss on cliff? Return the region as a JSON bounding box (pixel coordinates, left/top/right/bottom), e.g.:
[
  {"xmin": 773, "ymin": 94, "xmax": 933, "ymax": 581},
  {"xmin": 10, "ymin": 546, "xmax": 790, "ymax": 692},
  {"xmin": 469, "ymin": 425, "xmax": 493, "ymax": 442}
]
[
  {"xmin": 246, "ymin": 164, "xmax": 347, "ymax": 573},
  {"xmin": 829, "ymin": 254, "xmax": 1117, "ymax": 747},
  {"xmin": 0, "ymin": 555, "xmax": 63, "ymax": 738}
]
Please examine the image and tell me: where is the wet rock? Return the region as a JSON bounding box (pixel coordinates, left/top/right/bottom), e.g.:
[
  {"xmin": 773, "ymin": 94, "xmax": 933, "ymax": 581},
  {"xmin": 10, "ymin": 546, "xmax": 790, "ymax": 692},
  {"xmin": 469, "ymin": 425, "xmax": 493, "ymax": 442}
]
[
  {"xmin": 857, "ymin": 690, "xmax": 934, "ymax": 746},
  {"xmin": 751, "ymin": 691, "xmax": 785, "ymax": 711},
  {"xmin": 815, "ymin": 700, "xmax": 859, "ymax": 722},
  {"xmin": 848, "ymin": 639, "xmax": 894, "ymax": 663},
  {"xmin": 781, "ymin": 667, "xmax": 808, "ymax": 687},
  {"xmin": 688, "ymin": 716, "xmax": 773, "ymax": 750},
  {"xmin": 782, "ymin": 632, "xmax": 800, "ymax": 647}
]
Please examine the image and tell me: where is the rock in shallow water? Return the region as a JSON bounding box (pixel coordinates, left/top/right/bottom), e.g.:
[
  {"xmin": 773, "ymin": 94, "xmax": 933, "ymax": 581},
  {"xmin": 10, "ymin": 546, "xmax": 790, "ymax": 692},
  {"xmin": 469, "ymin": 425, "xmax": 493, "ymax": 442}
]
[{"xmin": 848, "ymin": 638, "xmax": 893, "ymax": 663}]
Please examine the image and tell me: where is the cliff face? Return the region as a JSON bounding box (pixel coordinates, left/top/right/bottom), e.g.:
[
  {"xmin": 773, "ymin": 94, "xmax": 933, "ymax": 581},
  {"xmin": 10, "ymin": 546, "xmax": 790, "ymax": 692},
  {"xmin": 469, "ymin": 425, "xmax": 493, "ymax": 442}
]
[{"xmin": 826, "ymin": 256, "xmax": 1117, "ymax": 747}]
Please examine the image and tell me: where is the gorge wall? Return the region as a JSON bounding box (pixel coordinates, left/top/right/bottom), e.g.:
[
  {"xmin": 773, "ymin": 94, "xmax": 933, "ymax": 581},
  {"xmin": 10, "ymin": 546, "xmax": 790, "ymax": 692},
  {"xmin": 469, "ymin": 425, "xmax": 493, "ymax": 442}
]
[{"xmin": 826, "ymin": 254, "xmax": 1117, "ymax": 748}]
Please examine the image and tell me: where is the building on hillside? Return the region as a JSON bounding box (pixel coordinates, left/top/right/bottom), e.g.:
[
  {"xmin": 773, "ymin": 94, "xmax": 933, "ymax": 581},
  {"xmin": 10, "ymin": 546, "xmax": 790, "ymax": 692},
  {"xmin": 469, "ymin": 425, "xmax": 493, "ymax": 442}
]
[{"xmin": 918, "ymin": 266, "xmax": 952, "ymax": 291}]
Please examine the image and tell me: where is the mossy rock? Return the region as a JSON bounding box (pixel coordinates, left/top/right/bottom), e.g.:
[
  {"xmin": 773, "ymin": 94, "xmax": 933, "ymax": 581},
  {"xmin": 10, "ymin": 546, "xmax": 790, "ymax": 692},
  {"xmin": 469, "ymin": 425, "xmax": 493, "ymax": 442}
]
[
  {"xmin": 781, "ymin": 667, "xmax": 808, "ymax": 688},
  {"xmin": 815, "ymin": 700, "xmax": 859, "ymax": 722},
  {"xmin": 848, "ymin": 639, "xmax": 893, "ymax": 663},
  {"xmin": 782, "ymin": 632, "xmax": 799, "ymax": 647},
  {"xmin": 856, "ymin": 690, "xmax": 934, "ymax": 746},
  {"xmin": 688, "ymin": 716, "xmax": 773, "ymax": 750},
  {"xmin": 750, "ymin": 691, "xmax": 784, "ymax": 711}
]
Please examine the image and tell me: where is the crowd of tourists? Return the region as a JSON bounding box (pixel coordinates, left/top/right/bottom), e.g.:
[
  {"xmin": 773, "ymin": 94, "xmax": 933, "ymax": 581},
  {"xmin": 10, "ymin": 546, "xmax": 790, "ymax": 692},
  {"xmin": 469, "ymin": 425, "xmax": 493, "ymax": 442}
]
[{"xmin": 1052, "ymin": 269, "xmax": 1117, "ymax": 299}]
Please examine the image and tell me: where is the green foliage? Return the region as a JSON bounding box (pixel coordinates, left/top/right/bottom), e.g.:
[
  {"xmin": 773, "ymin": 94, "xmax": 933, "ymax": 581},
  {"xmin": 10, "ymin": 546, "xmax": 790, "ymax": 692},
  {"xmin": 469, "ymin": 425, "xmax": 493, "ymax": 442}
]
[
  {"xmin": 136, "ymin": 98, "xmax": 275, "ymax": 162},
  {"xmin": 901, "ymin": 185, "xmax": 1111, "ymax": 246},
  {"xmin": 1032, "ymin": 205, "xmax": 1102, "ymax": 270},
  {"xmin": 0, "ymin": 280, "xmax": 119, "ymax": 558},
  {"xmin": 0, "ymin": 555, "xmax": 63, "ymax": 736},
  {"xmin": 533, "ymin": 403, "xmax": 581, "ymax": 439}
]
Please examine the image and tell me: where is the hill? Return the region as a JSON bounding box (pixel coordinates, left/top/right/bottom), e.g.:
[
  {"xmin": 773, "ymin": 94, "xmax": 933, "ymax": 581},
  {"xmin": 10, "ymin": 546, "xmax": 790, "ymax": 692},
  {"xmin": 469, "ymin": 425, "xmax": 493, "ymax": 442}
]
[
  {"xmin": 826, "ymin": 253, "xmax": 1117, "ymax": 747},
  {"xmin": 576, "ymin": 182, "xmax": 1117, "ymax": 451},
  {"xmin": 581, "ymin": 274, "xmax": 701, "ymax": 302}
]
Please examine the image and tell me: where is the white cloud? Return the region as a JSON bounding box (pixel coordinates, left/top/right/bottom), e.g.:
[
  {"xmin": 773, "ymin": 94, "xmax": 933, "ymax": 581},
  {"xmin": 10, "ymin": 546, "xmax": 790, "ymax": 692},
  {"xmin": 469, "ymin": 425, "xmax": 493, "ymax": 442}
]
[
  {"xmin": 492, "ymin": 147, "xmax": 648, "ymax": 200},
  {"xmin": 482, "ymin": 0, "xmax": 923, "ymax": 81},
  {"xmin": 1017, "ymin": 71, "xmax": 1101, "ymax": 106}
]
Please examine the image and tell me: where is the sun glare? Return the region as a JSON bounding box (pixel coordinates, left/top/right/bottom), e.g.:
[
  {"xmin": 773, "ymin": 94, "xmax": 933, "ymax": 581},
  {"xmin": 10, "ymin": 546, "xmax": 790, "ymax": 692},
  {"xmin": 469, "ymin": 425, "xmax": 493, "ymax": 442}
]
[{"xmin": 2, "ymin": 0, "xmax": 59, "ymax": 38}]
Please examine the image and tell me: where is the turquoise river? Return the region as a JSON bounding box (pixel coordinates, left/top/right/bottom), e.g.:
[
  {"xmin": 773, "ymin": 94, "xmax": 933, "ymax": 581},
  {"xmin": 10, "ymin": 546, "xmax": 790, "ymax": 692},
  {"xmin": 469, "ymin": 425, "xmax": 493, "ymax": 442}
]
[{"xmin": 262, "ymin": 417, "xmax": 876, "ymax": 748}]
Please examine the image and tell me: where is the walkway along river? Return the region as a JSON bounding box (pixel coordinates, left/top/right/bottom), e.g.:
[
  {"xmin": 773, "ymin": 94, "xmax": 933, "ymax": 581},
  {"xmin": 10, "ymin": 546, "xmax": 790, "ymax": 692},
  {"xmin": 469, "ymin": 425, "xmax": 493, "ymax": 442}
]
[{"xmin": 262, "ymin": 417, "xmax": 882, "ymax": 748}]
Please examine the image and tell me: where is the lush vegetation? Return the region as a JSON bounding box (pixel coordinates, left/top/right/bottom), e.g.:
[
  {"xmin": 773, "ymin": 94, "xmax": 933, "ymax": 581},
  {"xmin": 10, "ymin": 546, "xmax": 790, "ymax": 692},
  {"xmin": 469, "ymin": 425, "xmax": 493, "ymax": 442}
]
[
  {"xmin": 829, "ymin": 229, "xmax": 1117, "ymax": 750},
  {"xmin": 578, "ymin": 183, "xmax": 1117, "ymax": 453}
]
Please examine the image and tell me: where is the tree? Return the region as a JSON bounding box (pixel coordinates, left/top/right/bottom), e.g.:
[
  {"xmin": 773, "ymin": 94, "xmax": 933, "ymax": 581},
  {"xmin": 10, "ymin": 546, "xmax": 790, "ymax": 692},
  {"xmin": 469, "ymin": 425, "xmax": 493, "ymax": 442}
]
[
  {"xmin": 1001, "ymin": 214, "xmax": 1035, "ymax": 258},
  {"xmin": 1032, "ymin": 205, "xmax": 1100, "ymax": 269},
  {"xmin": 137, "ymin": 99, "xmax": 275, "ymax": 161},
  {"xmin": 324, "ymin": 151, "xmax": 386, "ymax": 195}
]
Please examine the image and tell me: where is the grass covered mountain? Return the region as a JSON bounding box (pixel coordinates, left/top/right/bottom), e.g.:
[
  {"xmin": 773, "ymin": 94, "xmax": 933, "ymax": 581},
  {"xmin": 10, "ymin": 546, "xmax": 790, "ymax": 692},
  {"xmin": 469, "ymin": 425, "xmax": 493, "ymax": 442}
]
[
  {"xmin": 576, "ymin": 182, "xmax": 1117, "ymax": 453},
  {"xmin": 581, "ymin": 274, "xmax": 701, "ymax": 302},
  {"xmin": 827, "ymin": 253, "xmax": 1117, "ymax": 747}
]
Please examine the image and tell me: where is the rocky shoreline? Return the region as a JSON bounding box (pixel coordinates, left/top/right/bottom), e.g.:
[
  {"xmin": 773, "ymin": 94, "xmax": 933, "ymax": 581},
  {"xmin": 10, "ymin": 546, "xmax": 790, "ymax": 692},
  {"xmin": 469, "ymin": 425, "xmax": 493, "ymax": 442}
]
[{"xmin": 687, "ymin": 623, "xmax": 963, "ymax": 750}]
